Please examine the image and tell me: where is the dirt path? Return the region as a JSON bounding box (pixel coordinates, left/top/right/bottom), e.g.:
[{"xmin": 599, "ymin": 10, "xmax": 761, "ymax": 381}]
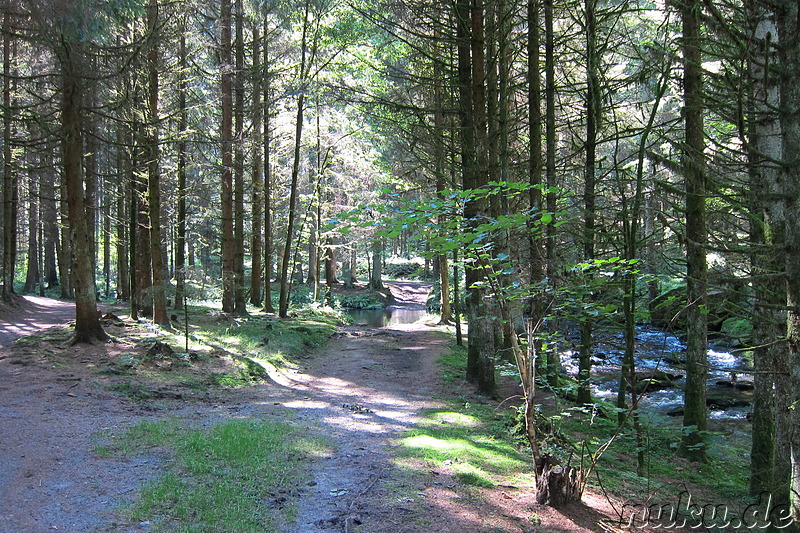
[
  {"xmin": 0, "ymin": 283, "xmax": 452, "ymax": 532},
  {"xmin": 0, "ymin": 296, "xmax": 75, "ymax": 347},
  {"xmin": 0, "ymin": 282, "xmax": 618, "ymax": 532}
]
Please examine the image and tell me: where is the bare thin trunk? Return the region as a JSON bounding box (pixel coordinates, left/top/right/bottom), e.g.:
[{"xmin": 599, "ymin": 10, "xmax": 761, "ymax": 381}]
[{"xmin": 279, "ymin": 1, "xmax": 310, "ymax": 318}]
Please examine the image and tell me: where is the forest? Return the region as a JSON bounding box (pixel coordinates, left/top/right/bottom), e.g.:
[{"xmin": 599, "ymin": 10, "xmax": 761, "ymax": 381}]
[{"xmin": 1, "ymin": 0, "xmax": 799, "ymax": 529}]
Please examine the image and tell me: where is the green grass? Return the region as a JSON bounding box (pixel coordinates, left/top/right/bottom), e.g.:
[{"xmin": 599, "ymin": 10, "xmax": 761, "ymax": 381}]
[
  {"xmin": 104, "ymin": 418, "xmax": 327, "ymax": 532},
  {"xmin": 395, "ymin": 345, "xmax": 533, "ymax": 489},
  {"xmin": 398, "ymin": 403, "xmax": 531, "ymax": 488},
  {"xmin": 191, "ymin": 310, "xmax": 340, "ymax": 369}
]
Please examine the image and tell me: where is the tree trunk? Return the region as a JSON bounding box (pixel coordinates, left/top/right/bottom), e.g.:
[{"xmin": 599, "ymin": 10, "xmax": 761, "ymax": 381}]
[
  {"xmin": 102, "ymin": 174, "xmax": 111, "ymax": 298},
  {"xmin": 174, "ymin": 30, "xmax": 187, "ymax": 310},
  {"xmin": 324, "ymin": 237, "xmax": 337, "ymax": 286},
  {"xmin": 679, "ymin": 0, "xmax": 708, "ymax": 462},
  {"xmin": 59, "ymin": 41, "xmax": 106, "ymax": 343},
  {"xmin": 2, "ymin": 13, "xmax": 17, "ymax": 301},
  {"xmin": 433, "ymin": 28, "xmax": 452, "ymax": 324},
  {"xmin": 83, "ymin": 69, "xmax": 98, "ymax": 296},
  {"xmin": 147, "ymin": 0, "xmax": 168, "ymax": 326},
  {"xmin": 344, "ymin": 246, "xmax": 357, "ymax": 288},
  {"xmin": 279, "ymin": 0, "xmax": 310, "ymax": 318},
  {"xmin": 233, "ymin": 0, "xmax": 247, "ymax": 315},
  {"xmin": 368, "ymin": 237, "xmax": 383, "ymax": 290},
  {"xmin": 58, "ymin": 175, "xmax": 72, "ymax": 299},
  {"xmin": 250, "ymin": 26, "xmax": 263, "ymax": 307},
  {"xmin": 115, "ymin": 167, "xmax": 128, "ymax": 301},
  {"xmin": 23, "ymin": 164, "xmax": 40, "ymax": 294},
  {"xmin": 134, "ymin": 101, "xmax": 152, "ymax": 316},
  {"xmin": 220, "ymin": 0, "xmax": 236, "ymax": 314},
  {"xmin": 42, "ymin": 148, "xmax": 59, "ymax": 289},
  {"xmin": 577, "ymin": 0, "xmax": 599, "ymax": 407},
  {"xmin": 262, "ymin": 14, "xmax": 275, "ymax": 314},
  {"xmin": 775, "ymin": 1, "xmax": 800, "ymax": 521},
  {"xmin": 459, "ymin": 0, "xmax": 495, "ymax": 396},
  {"xmin": 745, "ymin": 4, "xmax": 784, "ymax": 497},
  {"xmin": 544, "ymin": 0, "xmax": 559, "ymax": 387},
  {"xmin": 527, "ymin": 0, "xmax": 546, "ymax": 374}
]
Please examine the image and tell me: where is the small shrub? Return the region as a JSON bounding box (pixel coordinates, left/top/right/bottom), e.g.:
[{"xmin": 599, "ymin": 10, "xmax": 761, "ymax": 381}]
[
  {"xmin": 384, "ymin": 257, "xmax": 426, "ymax": 280},
  {"xmin": 334, "ymin": 293, "xmax": 383, "ymax": 309}
]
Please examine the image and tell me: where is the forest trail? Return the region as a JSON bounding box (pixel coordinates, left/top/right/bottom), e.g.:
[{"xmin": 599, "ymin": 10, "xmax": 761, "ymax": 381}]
[
  {"xmin": 0, "ymin": 282, "xmax": 614, "ymax": 532},
  {"xmin": 0, "ymin": 296, "xmax": 75, "ymax": 346}
]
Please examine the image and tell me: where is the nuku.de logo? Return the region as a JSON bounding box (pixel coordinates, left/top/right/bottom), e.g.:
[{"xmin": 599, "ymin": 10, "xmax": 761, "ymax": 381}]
[{"xmin": 619, "ymin": 491, "xmax": 796, "ymax": 529}]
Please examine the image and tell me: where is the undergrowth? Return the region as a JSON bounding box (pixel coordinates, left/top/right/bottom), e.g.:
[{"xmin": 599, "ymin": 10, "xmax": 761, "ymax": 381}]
[{"xmin": 406, "ymin": 342, "xmax": 751, "ymax": 521}]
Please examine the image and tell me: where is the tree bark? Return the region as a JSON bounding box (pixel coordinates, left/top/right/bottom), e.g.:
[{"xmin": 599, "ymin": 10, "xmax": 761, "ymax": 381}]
[
  {"xmin": 745, "ymin": 4, "xmax": 784, "ymax": 497},
  {"xmin": 368, "ymin": 237, "xmax": 383, "ymax": 290},
  {"xmin": 527, "ymin": 0, "xmax": 545, "ymax": 370},
  {"xmin": 433, "ymin": 27, "xmax": 452, "ymax": 325},
  {"xmin": 23, "ymin": 162, "xmax": 40, "ymax": 294},
  {"xmin": 262, "ymin": 12, "xmax": 275, "ymax": 313},
  {"xmin": 544, "ymin": 0, "xmax": 559, "ymax": 387},
  {"xmin": 2, "ymin": 13, "xmax": 17, "ymax": 301},
  {"xmin": 58, "ymin": 169, "xmax": 72, "ymax": 299},
  {"xmin": 774, "ymin": 1, "xmax": 800, "ymax": 520},
  {"xmin": 576, "ymin": 0, "xmax": 600, "ymax": 407},
  {"xmin": 42, "ymin": 146, "xmax": 59, "ymax": 290},
  {"xmin": 679, "ymin": 0, "xmax": 708, "ymax": 462},
  {"xmin": 220, "ymin": 0, "xmax": 236, "ymax": 314},
  {"xmin": 147, "ymin": 0, "xmax": 168, "ymax": 326},
  {"xmin": 233, "ymin": 0, "xmax": 247, "ymax": 315},
  {"xmin": 459, "ymin": 0, "xmax": 495, "ymax": 396},
  {"xmin": 250, "ymin": 26, "xmax": 263, "ymax": 306},
  {"xmin": 59, "ymin": 39, "xmax": 107, "ymax": 343},
  {"xmin": 174, "ymin": 30, "xmax": 187, "ymax": 310}
]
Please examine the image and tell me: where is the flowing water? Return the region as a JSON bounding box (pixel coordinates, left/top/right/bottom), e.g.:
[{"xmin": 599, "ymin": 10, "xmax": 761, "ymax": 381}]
[{"xmin": 560, "ymin": 326, "xmax": 752, "ymax": 420}]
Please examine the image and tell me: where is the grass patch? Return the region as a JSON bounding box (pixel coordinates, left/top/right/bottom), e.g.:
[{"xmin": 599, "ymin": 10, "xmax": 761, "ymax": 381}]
[
  {"xmin": 190, "ymin": 307, "xmax": 340, "ymax": 369},
  {"xmin": 395, "ymin": 344, "xmax": 532, "ymax": 489},
  {"xmin": 437, "ymin": 344, "xmax": 468, "ymax": 384},
  {"xmin": 106, "ymin": 418, "xmax": 326, "ymax": 532},
  {"xmin": 398, "ymin": 405, "xmax": 529, "ymax": 488}
]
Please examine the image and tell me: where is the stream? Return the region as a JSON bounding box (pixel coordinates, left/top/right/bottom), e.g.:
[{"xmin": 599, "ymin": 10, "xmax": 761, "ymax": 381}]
[
  {"xmin": 561, "ymin": 325, "xmax": 753, "ymax": 420},
  {"xmin": 344, "ymin": 305, "xmax": 752, "ymax": 421}
]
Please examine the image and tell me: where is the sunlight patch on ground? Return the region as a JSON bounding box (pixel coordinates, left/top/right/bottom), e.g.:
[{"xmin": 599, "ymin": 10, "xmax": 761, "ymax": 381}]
[
  {"xmin": 282, "ymin": 400, "xmax": 330, "ymax": 409},
  {"xmin": 427, "ymin": 411, "xmax": 482, "ymax": 427},
  {"xmin": 371, "ymin": 408, "xmax": 418, "ymax": 425},
  {"xmin": 322, "ymin": 414, "xmax": 396, "ymax": 434},
  {"xmin": 402, "ymin": 434, "xmax": 459, "ymax": 452}
]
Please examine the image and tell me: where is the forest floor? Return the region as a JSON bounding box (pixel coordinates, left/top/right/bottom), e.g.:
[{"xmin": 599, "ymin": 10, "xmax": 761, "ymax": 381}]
[{"xmin": 0, "ymin": 283, "xmax": 662, "ymax": 533}]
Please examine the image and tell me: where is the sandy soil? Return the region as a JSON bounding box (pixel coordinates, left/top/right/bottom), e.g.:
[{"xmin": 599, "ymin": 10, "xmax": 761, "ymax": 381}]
[{"xmin": 0, "ymin": 283, "xmax": 639, "ymax": 533}]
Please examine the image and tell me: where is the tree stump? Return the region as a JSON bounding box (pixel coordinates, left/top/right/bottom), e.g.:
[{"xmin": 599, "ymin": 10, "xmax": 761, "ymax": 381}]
[
  {"xmin": 536, "ymin": 453, "xmax": 583, "ymax": 508},
  {"xmin": 146, "ymin": 340, "xmax": 174, "ymax": 359}
]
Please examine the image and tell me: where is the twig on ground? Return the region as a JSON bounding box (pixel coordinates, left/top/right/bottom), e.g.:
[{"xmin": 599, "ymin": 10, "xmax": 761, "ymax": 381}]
[{"xmin": 343, "ymin": 467, "xmax": 385, "ymax": 533}]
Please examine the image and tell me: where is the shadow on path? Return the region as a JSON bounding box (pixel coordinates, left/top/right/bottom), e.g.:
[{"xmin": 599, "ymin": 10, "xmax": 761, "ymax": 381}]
[{"xmin": 0, "ymin": 296, "xmax": 74, "ymax": 347}]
